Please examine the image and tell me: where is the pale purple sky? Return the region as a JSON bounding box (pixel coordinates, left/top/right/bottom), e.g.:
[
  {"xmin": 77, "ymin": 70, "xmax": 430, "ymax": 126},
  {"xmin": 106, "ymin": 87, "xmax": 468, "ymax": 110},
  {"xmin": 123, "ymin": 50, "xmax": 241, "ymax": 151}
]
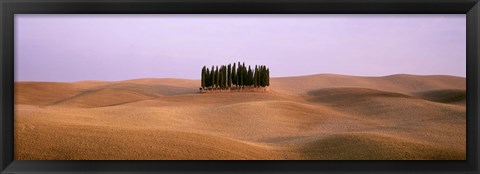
[{"xmin": 15, "ymin": 14, "xmax": 466, "ymax": 82}]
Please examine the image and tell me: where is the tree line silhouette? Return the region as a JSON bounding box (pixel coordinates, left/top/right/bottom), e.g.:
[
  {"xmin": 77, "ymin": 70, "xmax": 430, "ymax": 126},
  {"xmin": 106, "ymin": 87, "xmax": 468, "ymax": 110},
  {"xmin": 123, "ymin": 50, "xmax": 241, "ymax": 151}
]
[{"xmin": 201, "ymin": 62, "xmax": 269, "ymax": 90}]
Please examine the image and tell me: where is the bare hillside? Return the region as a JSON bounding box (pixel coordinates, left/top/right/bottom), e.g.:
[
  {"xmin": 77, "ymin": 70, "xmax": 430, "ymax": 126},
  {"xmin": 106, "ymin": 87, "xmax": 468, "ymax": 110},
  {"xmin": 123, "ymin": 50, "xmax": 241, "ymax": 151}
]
[{"xmin": 14, "ymin": 74, "xmax": 466, "ymax": 160}]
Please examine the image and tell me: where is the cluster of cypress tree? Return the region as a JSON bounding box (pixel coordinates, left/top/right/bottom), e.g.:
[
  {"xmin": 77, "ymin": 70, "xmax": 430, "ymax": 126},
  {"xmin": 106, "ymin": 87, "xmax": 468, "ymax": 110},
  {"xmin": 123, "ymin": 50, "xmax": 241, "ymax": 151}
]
[{"xmin": 201, "ymin": 62, "xmax": 269, "ymax": 90}]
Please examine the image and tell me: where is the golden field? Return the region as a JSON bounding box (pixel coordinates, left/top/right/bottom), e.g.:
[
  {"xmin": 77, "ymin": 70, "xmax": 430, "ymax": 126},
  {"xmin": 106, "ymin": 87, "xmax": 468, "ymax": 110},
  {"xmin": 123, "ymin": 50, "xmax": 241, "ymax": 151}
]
[{"xmin": 14, "ymin": 74, "xmax": 466, "ymax": 160}]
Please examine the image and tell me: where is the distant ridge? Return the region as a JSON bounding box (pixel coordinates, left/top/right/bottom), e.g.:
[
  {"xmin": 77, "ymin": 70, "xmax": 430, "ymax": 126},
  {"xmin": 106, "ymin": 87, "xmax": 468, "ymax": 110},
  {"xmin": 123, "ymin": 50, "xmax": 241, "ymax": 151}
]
[{"xmin": 270, "ymin": 73, "xmax": 465, "ymax": 95}]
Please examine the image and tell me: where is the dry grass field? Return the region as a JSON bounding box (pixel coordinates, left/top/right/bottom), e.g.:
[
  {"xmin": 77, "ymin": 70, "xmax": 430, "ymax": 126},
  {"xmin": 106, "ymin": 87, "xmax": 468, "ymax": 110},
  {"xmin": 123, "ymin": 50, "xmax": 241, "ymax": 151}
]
[{"xmin": 14, "ymin": 74, "xmax": 466, "ymax": 160}]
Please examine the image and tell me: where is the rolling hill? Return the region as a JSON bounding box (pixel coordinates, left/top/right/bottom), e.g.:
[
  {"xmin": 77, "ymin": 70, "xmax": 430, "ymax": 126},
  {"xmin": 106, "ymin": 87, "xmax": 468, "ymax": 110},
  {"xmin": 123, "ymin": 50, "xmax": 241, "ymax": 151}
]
[{"xmin": 14, "ymin": 74, "xmax": 466, "ymax": 160}]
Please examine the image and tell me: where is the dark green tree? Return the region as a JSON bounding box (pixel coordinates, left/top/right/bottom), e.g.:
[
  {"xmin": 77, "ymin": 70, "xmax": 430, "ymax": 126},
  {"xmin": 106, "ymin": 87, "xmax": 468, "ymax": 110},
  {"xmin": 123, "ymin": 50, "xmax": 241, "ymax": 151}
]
[
  {"xmin": 266, "ymin": 68, "xmax": 270, "ymax": 86},
  {"xmin": 201, "ymin": 62, "xmax": 270, "ymax": 91},
  {"xmin": 210, "ymin": 66, "xmax": 215, "ymax": 89},
  {"xmin": 201, "ymin": 66, "xmax": 206, "ymax": 89},
  {"xmin": 223, "ymin": 65, "xmax": 227, "ymax": 88},
  {"xmin": 242, "ymin": 62, "xmax": 246, "ymax": 87},
  {"xmin": 247, "ymin": 66, "xmax": 253, "ymax": 87},
  {"xmin": 257, "ymin": 66, "xmax": 261, "ymax": 87},
  {"xmin": 259, "ymin": 65, "xmax": 265, "ymax": 87},
  {"xmin": 228, "ymin": 64, "xmax": 232, "ymax": 88},
  {"xmin": 206, "ymin": 67, "xmax": 210, "ymax": 88},
  {"xmin": 215, "ymin": 66, "xmax": 219, "ymax": 89},
  {"xmin": 232, "ymin": 63, "xmax": 237, "ymax": 87},
  {"xmin": 238, "ymin": 62, "xmax": 243, "ymax": 87},
  {"xmin": 254, "ymin": 65, "xmax": 258, "ymax": 88},
  {"xmin": 219, "ymin": 66, "xmax": 223, "ymax": 89}
]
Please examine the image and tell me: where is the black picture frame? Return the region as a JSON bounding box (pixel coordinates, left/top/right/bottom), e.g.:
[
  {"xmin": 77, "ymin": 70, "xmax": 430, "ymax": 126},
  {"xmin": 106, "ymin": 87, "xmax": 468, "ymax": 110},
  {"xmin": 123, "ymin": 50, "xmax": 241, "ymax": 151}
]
[{"xmin": 1, "ymin": 0, "xmax": 479, "ymax": 173}]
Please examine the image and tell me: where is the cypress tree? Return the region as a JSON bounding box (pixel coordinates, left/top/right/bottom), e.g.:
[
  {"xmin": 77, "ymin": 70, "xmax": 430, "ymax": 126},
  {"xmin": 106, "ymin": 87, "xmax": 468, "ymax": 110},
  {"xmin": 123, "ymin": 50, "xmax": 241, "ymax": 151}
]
[
  {"xmin": 213, "ymin": 68, "xmax": 216, "ymax": 88},
  {"xmin": 201, "ymin": 66, "xmax": 206, "ymax": 89},
  {"xmin": 263, "ymin": 66, "xmax": 268, "ymax": 87},
  {"xmin": 247, "ymin": 65, "xmax": 252, "ymax": 86},
  {"xmin": 215, "ymin": 66, "xmax": 220, "ymax": 88},
  {"xmin": 218, "ymin": 66, "xmax": 222, "ymax": 89},
  {"xmin": 263, "ymin": 65, "xmax": 266, "ymax": 87},
  {"xmin": 266, "ymin": 68, "xmax": 270, "ymax": 86},
  {"xmin": 215, "ymin": 66, "xmax": 219, "ymax": 89},
  {"xmin": 244, "ymin": 65, "xmax": 248, "ymax": 86},
  {"xmin": 225, "ymin": 66, "xmax": 227, "ymax": 89},
  {"xmin": 241, "ymin": 65, "xmax": 243, "ymax": 87},
  {"xmin": 253, "ymin": 65, "xmax": 258, "ymax": 88},
  {"xmin": 250, "ymin": 67, "xmax": 254, "ymax": 86},
  {"xmin": 238, "ymin": 62, "xmax": 241, "ymax": 87},
  {"xmin": 239, "ymin": 64, "xmax": 242, "ymax": 87},
  {"xmin": 228, "ymin": 64, "xmax": 232, "ymax": 88},
  {"xmin": 265, "ymin": 65, "xmax": 268, "ymax": 87},
  {"xmin": 224, "ymin": 65, "xmax": 227, "ymax": 88},
  {"xmin": 245, "ymin": 66, "xmax": 248, "ymax": 86},
  {"xmin": 206, "ymin": 67, "xmax": 210, "ymax": 88},
  {"xmin": 232, "ymin": 63, "xmax": 237, "ymax": 85},
  {"xmin": 238, "ymin": 63, "xmax": 241, "ymax": 87},
  {"xmin": 258, "ymin": 65, "xmax": 261, "ymax": 87},
  {"xmin": 246, "ymin": 66, "xmax": 248, "ymax": 86},
  {"xmin": 202, "ymin": 63, "xmax": 269, "ymax": 90},
  {"xmin": 257, "ymin": 66, "xmax": 261, "ymax": 87},
  {"xmin": 206, "ymin": 66, "xmax": 209, "ymax": 88},
  {"xmin": 247, "ymin": 66, "xmax": 252, "ymax": 87},
  {"xmin": 238, "ymin": 62, "xmax": 243, "ymax": 87},
  {"xmin": 223, "ymin": 65, "xmax": 227, "ymax": 88},
  {"xmin": 211, "ymin": 66, "xmax": 215, "ymax": 90},
  {"xmin": 225, "ymin": 65, "xmax": 228, "ymax": 88},
  {"xmin": 224, "ymin": 66, "xmax": 227, "ymax": 88},
  {"xmin": 242, "ymin": 63, "xmax": 247, "ymax": 87},
  {"xmin": 242, "ymin": 62, "xmax": 245, "ymax": 86},
  {"xmin": 220, "ymin": 66, "xmax": 223, "ymax": 89},
  {"xmin": 243, "ymin": 63, "xmax": 246, "ymax": 87}
]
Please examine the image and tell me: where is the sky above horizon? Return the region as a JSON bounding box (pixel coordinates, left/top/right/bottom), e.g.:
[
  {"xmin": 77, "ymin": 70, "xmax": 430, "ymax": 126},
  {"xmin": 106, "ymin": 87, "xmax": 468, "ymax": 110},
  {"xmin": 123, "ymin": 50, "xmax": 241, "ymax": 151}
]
[{"xmin": 15, "ymin": 14, "xmax": 466, "ymax": 82}]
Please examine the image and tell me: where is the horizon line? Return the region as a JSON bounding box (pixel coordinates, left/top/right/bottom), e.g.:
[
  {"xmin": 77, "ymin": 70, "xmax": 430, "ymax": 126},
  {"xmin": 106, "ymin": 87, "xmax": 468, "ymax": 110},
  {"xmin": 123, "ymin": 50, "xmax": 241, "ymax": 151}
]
[{"xmin": 14, "ymin": 73, "xmax": 466, "ymax": 83}]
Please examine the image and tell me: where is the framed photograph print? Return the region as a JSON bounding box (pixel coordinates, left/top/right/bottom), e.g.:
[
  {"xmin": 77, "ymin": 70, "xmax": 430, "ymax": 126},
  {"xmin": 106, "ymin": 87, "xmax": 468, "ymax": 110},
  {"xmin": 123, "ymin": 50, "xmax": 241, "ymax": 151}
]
[{"xmin": 1, "ymin": 0, "xmax": 479, "ymax": 173}]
